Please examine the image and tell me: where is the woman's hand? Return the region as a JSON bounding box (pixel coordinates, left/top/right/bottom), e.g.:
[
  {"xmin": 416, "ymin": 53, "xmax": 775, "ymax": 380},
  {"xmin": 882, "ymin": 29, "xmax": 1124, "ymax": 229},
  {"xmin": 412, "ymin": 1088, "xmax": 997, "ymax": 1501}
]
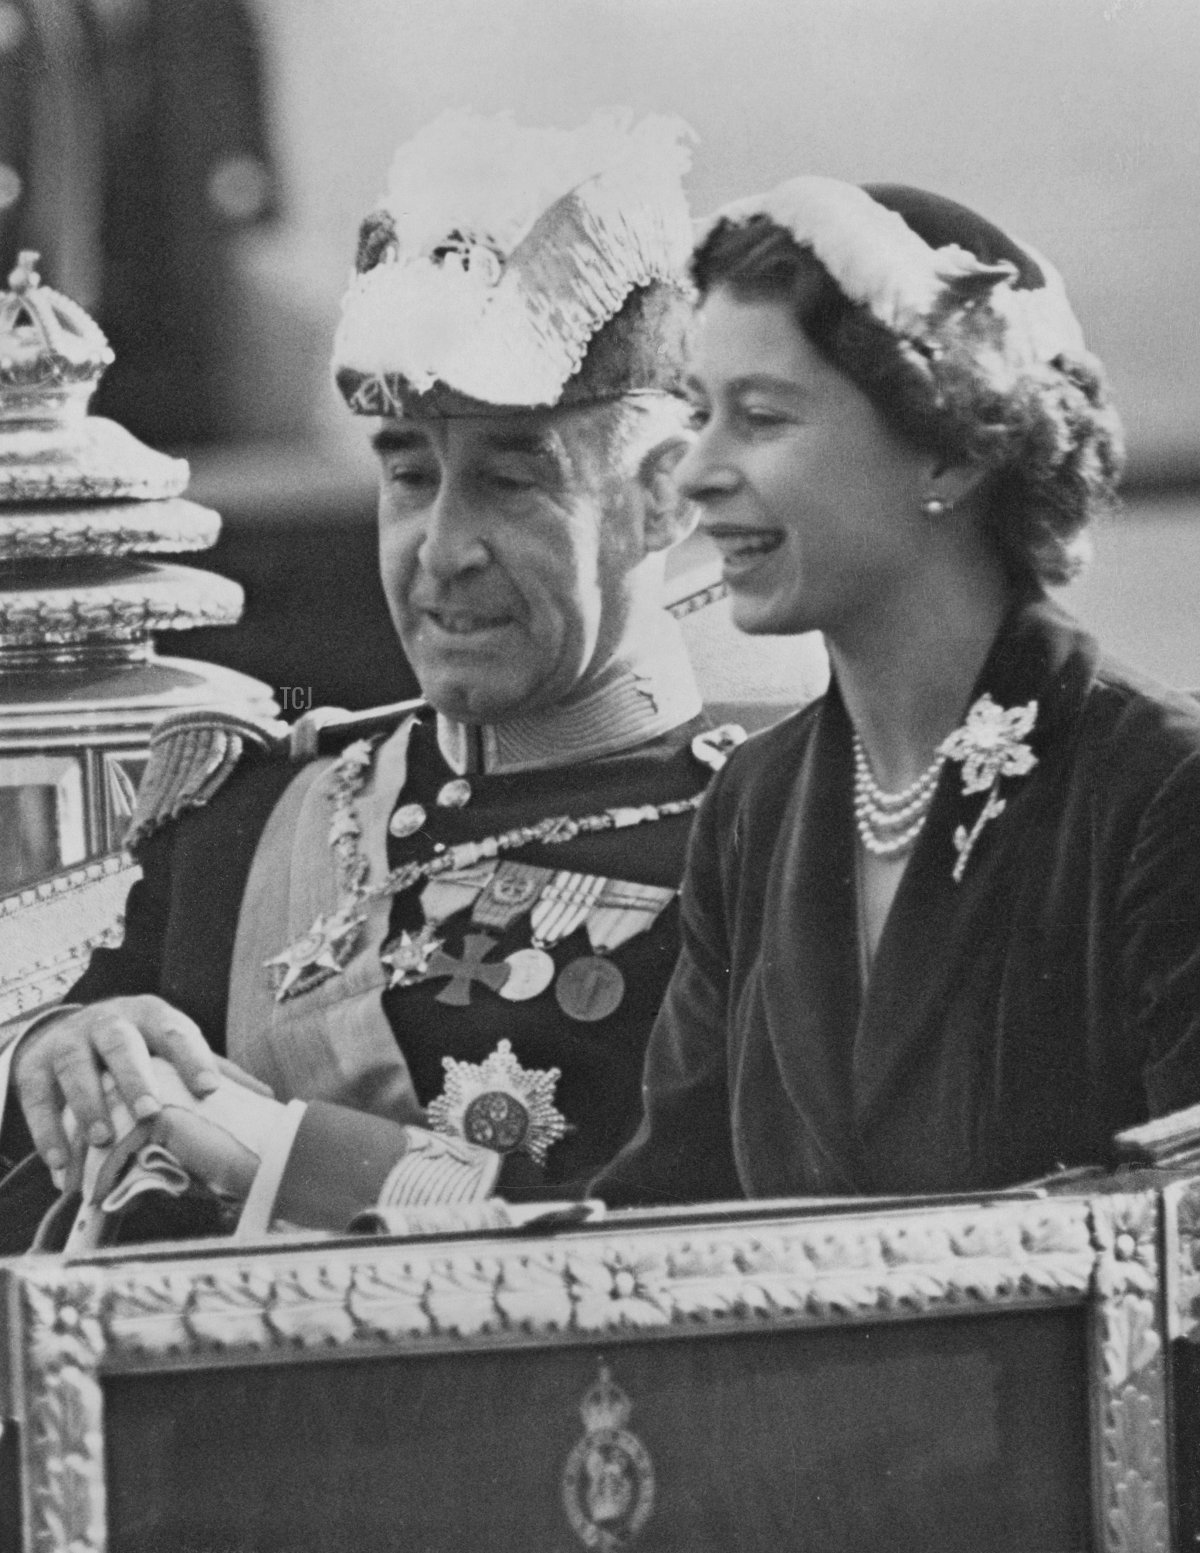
[{"xmin": 13, "ymin": 995, "xmax": 271, "ymax": 1174}]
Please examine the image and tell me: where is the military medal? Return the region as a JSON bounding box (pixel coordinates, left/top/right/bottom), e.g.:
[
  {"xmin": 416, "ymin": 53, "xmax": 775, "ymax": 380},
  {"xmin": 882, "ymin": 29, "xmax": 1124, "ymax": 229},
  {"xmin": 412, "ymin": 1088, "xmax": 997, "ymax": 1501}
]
[
  {"xmin": 494, "ymin": 870, "xmax": 600, "ymax": 1006},
  {"xmin": 530, "ymin": 871, "xmax": 605, "ymax": 946},
  {"xmin": 465, "ymin": 862, "xmax": 555, "ymax": 1000},
  {"xmin": 427, "ymin": 1039, "xmax": 569, "ymax": 1163},
  {"xmin": 380, "ymin": 925, "xmax": 442, "ymax": 988},
  {"xmin": 408, "ymin": 863, "xmax": 530, "ymax": 1004},
  {"xmin": 474, "ymin": 861, "xmax": 552, "ymax": 930},
  {"xmin": 268, "ymin": 728, "xmax": 709, "ymax": 1000},
  {"xmin": 388, "ymin": 801, "xmax": 427, "ymax": 839},
  {"xmin": 555, "ymin": 956, "xmax": 625, "ymax": 1022},
  {"xmin": 382, "ymin": 861, "xmax": 497, "ymax": 988},
  {"xmin": 419, "ymin": 932, "xmax": 511, "ymax": 1006},
  {"xmin": 555, "ymin": 881, "xmax": 676, "ymax": 1023},
  {"xmin": 264, "ymin": 905, "xmax": 363, "ymax": 1001},
  {"xmin": 436, "ymin": 777, "xmax": 472, "ymax": 809},
  {"xmin": 498, "ymin": 946, "xmax": 557, "ymax": 1002}
]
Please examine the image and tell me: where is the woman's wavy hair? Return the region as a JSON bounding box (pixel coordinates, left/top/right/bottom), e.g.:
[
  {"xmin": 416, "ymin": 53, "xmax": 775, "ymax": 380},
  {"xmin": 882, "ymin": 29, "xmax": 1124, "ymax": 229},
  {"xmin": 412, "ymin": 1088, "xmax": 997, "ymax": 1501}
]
[{"xmin": 691, "ymin": 192, "xmax": 1125, "ymax": 588}]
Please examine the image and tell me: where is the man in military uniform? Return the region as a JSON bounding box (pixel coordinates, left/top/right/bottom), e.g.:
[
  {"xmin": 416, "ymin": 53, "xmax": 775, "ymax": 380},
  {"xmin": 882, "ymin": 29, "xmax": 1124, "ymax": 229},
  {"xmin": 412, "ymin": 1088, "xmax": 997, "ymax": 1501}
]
[{"xmin": 3, "ymin": 111, "xmax": 739, "ymax": 1237}]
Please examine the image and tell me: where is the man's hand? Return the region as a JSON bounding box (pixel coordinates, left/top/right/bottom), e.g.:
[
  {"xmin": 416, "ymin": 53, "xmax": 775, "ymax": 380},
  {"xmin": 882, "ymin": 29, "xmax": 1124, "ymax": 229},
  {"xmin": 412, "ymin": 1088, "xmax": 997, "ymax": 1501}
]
[{"xmin": 13, "ymin": 996, "xmax": 270, "ymax": 1174}]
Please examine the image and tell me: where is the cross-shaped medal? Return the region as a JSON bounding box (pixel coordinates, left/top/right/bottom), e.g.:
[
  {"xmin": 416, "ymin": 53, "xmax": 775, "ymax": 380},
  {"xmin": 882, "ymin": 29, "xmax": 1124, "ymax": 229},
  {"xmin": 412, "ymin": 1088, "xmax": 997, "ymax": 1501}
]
[{"xmin": 420, "ymin": 932, "xmax": 511, "ymax": 1006}]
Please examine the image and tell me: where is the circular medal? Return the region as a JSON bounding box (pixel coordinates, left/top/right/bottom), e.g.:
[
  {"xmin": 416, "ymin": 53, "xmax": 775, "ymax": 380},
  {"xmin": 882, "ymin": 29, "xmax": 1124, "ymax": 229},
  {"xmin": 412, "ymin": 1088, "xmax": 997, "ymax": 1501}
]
[
  {"xmin": 498, "ymin": 946, "xmax": 556, "ymax": 1002},
  {"xmin": 388, "ymin": 801, "xmax": 427, "ymax": 839},
  {"xmin": 555, "ymin": 955, "xmax": 625, "ymax": 1022},
  {"xmin": 462, "ymin": 1090, "xmax": 530, "ymax": 1152},
  {"xmin": 437, "ymin": 777, "xmax": 472, "ymax": 809}
]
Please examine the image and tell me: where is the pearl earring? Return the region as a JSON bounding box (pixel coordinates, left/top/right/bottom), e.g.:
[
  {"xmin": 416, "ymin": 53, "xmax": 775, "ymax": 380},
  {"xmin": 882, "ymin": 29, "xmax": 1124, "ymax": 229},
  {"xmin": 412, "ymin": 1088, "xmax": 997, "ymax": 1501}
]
[{"xmin": 922, "ymin": 495, "xmax": 953, "ymax": 519}]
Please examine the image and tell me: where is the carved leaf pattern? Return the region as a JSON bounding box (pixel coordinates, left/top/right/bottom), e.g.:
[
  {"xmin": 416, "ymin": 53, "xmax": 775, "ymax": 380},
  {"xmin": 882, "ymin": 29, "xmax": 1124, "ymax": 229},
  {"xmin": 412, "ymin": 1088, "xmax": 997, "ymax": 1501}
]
[
  {"xmin": 1106, "ymin": 1384, "xmax": 1169, "ymax": 1553},
  {"xmin": 568, "ymin": 1249, "xmax": 670, "ymax": 1329},
  {"xmin": 424, "ymin": 1257, "xmax": 507, "ymax": 1337},
  {"xmin": 948, "ymin": 1218, "xmax": 1023, "ymax": 1260},
  {"xmin": 266, "ymin": 1264, "xmax": 356, "ymax": 1346},
  {"xmin": 1177, "ymin": 1181, "xmax": 1200, "ymax": 1250},
  {"xmin": 347, "ymin": 1261, "xmax": 437, "ymax": 1338},
  {"xmin": 1103, "ymin": 1295, "xmax": 1163, "ymax": 1390},
  {"xmin": 1108, "ymin": 1472, "xmax": 1170, "ymax": 1553},
  {"xmin": 1093, "ymin": 1194, "xmax": 1170, "ymax": 1553},
  {"xmin": 795, "ymin": 1226, "xmax": 881, "ymax": 1274},
  {"xmin": 22, "ymin": 1278, "xmax": 107, "ymax": 1553},
  {"xmin": 494, "ymin": 1252, "xmax": 574, "ymax": 1330},
  {"xmin": 106, "ymin": 1271, "xmax": 196, "ymax": 1355},
  {"xmin": 1020, "ymin": 1208, "xmax": 1093, "ymax": 1256},
  {"xmin": 187, "ymin": 1268, "xmax": 277, "ymax": 1349}
]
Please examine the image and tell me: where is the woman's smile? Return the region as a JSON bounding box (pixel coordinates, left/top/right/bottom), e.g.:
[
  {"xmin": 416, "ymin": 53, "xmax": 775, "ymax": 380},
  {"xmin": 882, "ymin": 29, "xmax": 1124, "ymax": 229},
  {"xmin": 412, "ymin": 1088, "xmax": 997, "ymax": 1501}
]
[{"xmin": 701, "ymin": 523, "xmax": 785, "ymax": 580}]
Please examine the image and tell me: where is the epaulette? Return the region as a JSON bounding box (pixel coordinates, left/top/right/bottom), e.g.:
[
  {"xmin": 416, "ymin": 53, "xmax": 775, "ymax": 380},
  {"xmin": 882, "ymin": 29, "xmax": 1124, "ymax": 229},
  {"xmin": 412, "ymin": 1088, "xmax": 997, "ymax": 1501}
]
[
  {"xmin": 287, "ymin": 696, "xmax": 427, "ymax": 762},
  {"xmin": 125, "ymin": 707, "xmax": 290, "ymax": 849}
]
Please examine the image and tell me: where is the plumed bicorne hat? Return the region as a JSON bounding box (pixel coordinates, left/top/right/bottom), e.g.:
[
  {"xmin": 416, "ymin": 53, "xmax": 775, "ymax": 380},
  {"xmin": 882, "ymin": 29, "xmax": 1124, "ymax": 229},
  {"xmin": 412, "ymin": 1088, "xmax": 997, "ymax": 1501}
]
[
  {"xmin": 695, "ymin": 176, "xmax": 1088, "ymax": 391},
  {"xmin": 332, "ymin": 110, "xmax": 695, "ymax": 415}
]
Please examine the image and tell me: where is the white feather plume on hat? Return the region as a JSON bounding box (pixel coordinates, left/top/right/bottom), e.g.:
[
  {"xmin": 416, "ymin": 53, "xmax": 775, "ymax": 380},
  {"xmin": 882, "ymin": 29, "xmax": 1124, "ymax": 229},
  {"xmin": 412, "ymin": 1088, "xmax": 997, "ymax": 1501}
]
[
  {"xmin": 333, "ymin": 109, "xmax": 694, "ymax": 410},
  {"xmin": 697, "ymin": 176, "xmax": 1086, "ymax": 390}
]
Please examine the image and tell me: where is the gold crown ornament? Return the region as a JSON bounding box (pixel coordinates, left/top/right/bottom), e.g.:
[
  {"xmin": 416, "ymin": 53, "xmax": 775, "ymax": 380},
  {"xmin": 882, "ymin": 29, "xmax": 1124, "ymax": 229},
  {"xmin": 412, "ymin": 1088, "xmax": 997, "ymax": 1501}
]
[
  {"xmin": 332, "ymin": 109, "xmax": 695, "ymax": 413},
  {"xmin": 0, "ymin": 255, "xmax": 274, "ymax": 889},
  {"xmin": 0, "ymin": 252, "xmax": 191, "ymax": 507},
  {"xmin": 0, "ymin": 252, "xmax": 243, "ymax": 642}
]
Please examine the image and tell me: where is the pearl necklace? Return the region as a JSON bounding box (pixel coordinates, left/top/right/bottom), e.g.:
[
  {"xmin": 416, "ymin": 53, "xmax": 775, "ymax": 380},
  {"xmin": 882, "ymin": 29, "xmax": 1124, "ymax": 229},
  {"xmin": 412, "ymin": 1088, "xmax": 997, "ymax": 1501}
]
[{"xmin": 852, "ymin": 734, "xmax": 946, "ymax": 857}]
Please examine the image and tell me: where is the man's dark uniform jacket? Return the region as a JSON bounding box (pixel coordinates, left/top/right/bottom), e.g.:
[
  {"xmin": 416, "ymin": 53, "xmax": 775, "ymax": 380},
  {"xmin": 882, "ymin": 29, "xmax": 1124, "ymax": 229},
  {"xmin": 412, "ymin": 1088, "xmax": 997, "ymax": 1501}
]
[
  {"xmin": 20, "ymin": 701, "xmax": 719, "ymax": 1211},
  {"xmin": 597, "ymin": 597, "xmax": 1200, "ymax": 1206}
]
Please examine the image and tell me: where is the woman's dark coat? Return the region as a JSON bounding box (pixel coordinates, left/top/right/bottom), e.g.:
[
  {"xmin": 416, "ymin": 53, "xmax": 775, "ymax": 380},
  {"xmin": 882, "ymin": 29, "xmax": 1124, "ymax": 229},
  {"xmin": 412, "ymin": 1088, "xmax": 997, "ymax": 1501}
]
[{"xmin": 597, "ymin": 598, "xmax": 1200, "ymax": 1204}]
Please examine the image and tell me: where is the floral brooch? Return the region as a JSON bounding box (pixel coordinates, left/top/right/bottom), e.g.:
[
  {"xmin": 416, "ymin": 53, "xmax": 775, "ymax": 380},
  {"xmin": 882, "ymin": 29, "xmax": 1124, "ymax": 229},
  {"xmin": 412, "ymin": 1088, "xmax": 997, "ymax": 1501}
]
[{"xmin": 938, "ymin": 693, "xmax": 1038, "ymax": 883}]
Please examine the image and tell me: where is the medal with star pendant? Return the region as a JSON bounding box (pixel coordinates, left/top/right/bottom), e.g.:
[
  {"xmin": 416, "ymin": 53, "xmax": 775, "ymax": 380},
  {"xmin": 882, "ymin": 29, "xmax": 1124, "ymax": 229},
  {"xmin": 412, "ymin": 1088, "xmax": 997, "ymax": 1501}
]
[
  {"xmin": 380, "ymin": 924, "xmax": 443, "ymax": 988},
  {"xmin": 263, "ymin": 905, "xmax": 364, "ymax": 1001}
]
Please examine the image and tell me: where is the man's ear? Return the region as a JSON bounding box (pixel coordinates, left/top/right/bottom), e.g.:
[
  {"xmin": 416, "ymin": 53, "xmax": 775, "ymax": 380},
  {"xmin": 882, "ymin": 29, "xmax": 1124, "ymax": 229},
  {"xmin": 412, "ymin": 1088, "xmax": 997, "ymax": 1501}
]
[{"xmin": 635, "ymin": 435, "xmax": 699, "ymax": 554}]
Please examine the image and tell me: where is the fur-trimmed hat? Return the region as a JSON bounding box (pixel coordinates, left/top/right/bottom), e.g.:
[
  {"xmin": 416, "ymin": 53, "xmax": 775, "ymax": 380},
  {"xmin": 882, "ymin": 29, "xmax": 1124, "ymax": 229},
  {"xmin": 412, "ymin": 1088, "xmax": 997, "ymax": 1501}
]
[
  {"xmin": 332, "ymin": 109, "xmax": 695, "ymax": 414},
  {"xmin": 695, "ymin": 176, "xmax": 1087, "ymax": 394}
]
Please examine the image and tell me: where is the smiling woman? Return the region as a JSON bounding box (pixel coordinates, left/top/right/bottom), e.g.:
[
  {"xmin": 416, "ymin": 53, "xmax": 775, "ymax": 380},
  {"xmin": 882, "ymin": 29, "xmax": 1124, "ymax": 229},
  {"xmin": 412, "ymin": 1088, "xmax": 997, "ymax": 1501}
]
[{"xmin": 594, "ymin": 177, "xmax": 1200, "ymax": 1207}]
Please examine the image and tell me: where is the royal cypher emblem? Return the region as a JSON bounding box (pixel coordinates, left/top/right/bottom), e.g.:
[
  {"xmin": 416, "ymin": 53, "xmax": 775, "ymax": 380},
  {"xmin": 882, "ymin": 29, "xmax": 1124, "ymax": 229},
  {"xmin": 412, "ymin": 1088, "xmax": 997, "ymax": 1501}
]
[{"xmin": 562, "ymin": 1362, "xmax": 655, "ymax": 1552}]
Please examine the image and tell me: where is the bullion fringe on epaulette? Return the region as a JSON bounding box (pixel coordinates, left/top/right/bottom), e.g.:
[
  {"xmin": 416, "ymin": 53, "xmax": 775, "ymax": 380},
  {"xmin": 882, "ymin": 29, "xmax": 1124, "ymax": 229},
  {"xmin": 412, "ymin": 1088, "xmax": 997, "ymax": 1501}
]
[{"xmin": 125, "ymin": 712, "xmax": 286, "ymax": 849}]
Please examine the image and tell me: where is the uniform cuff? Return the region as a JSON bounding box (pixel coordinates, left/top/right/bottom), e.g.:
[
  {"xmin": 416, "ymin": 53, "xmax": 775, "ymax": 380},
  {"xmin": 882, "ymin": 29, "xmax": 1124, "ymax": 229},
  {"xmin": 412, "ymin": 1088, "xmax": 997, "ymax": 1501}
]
[{"xmin": 252, "ymin": 1103, "xmax": 500, "ymax": 1233}]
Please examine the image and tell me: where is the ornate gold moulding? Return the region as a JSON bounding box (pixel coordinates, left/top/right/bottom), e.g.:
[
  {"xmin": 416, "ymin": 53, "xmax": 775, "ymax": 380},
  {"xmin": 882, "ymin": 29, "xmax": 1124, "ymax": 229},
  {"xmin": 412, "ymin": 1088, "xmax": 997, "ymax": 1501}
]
[
  {"xmin": 0, "ymin": 416, "xmax": 189, "ymax": 503},
  {"xmin": 0, "ymin": 1184, "xmax": 1178, "ymax": 1553},
  {"xmin": 0, "ymin": 498, "xmax": 220, "ymax": 562},
  {"xmin": 0, "ymin": 560, "xmax": 244, "ymax": 650}
]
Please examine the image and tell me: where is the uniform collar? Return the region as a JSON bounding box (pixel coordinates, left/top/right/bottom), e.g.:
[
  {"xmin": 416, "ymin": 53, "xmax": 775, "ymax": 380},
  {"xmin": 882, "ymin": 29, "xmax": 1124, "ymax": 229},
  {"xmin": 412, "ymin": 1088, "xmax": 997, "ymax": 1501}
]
[{"xmin": 436, "ymin": 612, "xmax": 702, "ymax": 774}]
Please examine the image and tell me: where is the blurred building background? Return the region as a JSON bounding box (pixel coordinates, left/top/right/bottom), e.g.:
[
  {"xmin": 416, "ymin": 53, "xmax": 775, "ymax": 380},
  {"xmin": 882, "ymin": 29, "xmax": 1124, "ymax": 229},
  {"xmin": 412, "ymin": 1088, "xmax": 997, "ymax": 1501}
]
[{"xmin": 2, "ymin": 0, "xmax": 1198, "ymax": 712}]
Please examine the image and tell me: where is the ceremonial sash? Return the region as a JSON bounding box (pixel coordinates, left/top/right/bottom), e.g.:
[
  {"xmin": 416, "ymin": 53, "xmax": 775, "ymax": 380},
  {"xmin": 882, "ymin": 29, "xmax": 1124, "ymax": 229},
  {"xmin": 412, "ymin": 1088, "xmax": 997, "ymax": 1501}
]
[{"xmin": 226, "ymin": 716, "xmax": 425, "ymax": 1126}]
